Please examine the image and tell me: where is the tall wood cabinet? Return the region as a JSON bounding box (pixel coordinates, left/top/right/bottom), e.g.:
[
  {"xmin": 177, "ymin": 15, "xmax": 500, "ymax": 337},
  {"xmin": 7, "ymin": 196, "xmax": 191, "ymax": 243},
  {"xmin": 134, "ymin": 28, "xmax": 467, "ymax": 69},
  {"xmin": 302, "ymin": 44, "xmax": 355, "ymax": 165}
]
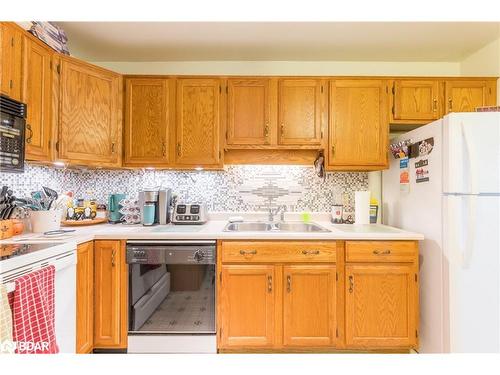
[
  {"xmin": 22, "ymin": 34, "xmax": 54, "ymax": 161},
  {"xmin": 445, "ymin": 80, "xmax": 496, "ymax": 113},
  {"xmin": 58, "ymin": 56, "xmax": 122, "ymax": 167},
  {"xmin": 0, "ymin": 22, "xmax": 23, "ymax": 101},
  {"xmin": 278, "ymin": 79, "xmax": 323, "ymax": 146},
  {"xmin": 94, "ymin": 240, "xmax": 127, "ymax": 349},
  {"xmin": 328, "ymin": 79, "xmax": 389, "ymax": 170},
  {"xmin": 175, "ymin": 78, "xmax": 223, "ymax": 168},
  {"xmin": 76, "ymin": 241, "xmax": 94, "ymax": 354},
  {"xmin": 123, "ymin": 78, "xmax": 171, "ymax": 166}
]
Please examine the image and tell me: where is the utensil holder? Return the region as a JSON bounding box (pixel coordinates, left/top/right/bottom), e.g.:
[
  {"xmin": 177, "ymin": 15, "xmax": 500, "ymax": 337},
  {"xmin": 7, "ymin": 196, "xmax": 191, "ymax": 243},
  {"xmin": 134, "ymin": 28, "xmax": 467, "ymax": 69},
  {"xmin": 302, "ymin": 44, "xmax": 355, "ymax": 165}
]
[{"xmin": 30, "ymin": 210, "xmax": 63, "ymax": 233}]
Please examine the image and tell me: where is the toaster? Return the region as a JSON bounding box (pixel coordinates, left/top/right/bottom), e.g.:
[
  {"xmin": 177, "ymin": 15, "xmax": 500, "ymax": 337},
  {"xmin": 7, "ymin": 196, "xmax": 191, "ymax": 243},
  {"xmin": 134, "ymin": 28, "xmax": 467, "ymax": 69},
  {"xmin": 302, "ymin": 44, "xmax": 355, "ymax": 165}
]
[{"xmin": 172, "ymin": 203, "xmax": 208, "ymax": 225}]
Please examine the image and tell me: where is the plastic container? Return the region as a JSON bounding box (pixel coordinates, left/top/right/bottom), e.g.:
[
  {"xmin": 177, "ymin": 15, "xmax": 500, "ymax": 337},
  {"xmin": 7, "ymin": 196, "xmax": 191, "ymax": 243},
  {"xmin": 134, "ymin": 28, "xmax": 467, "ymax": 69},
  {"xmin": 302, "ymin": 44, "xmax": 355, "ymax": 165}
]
[{"xmin": 30, "ymin": 210, "xmax": 63, "ymax": 233}]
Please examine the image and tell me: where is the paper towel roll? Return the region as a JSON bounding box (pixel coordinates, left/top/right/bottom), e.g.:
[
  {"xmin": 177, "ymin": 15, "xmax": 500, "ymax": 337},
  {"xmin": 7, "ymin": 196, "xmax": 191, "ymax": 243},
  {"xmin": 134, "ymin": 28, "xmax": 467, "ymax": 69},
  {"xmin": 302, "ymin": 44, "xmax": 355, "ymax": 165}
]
[{"xmin": 354, "ymin": 191, "xmax": 371, "ymax": 224}]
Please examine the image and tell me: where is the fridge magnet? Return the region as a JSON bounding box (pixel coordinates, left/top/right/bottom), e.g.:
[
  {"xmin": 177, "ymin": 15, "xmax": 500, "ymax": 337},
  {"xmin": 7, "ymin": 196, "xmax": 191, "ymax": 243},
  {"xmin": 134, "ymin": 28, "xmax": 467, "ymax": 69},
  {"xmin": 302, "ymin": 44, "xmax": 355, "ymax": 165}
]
[
  {"xmin": 418, "ymin": 137, "xmax": 434, "ymax": 156},
  {"xmin": 415, "ymin": 158, "xmax": 430, "ymax": 183},
  {"xmin": 399, "ymin": 157, "xmax": 410, "ymax": 192},
  {"xmin": 390, "ymin": 139, "xmax": 412, "ymax": 159}
]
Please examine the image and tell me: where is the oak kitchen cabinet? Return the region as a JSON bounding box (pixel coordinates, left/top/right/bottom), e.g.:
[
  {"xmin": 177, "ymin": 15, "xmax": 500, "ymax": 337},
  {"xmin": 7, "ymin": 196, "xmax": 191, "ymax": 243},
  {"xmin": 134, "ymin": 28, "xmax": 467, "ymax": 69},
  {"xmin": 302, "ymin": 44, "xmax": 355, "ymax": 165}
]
[
  {"xmin": 226, "ymin": 77, "xmax": 273, "ymax": 146},
  {"xmin": 278, "ymin": 78, "xmax": 324, "ymax": 146},
  {"xmin": 218, "ymin": 241, "xmax": 337, "ymax": 351},
  {"xmin": 445, "ymin": 79, "xmax": 496, "ymax": 114},
  {"xmin": 390, "ymin": 79, "xmax": 441, "ymax": 124},
  {"xmin": 0, "ymin": 22, "xmax": 23, "ymax": 101},
  {"xmin": 22, "ymin": 33, "xmax": 54, "ymax": 161},
  {"xmin": 123, "ymin": 77, "xmax": 172, "ymax": 167},
  {"xmin": 328, "ymin": 79, "xmax": 389, "ymax": 170},
  {"xmin": 94, "ymin": 240, "xmax": 127, "ymax": 349},
  {"xmin": 344, "ymin": 241, "xmax": 419, "ymax": 349},
  {"xmin": 58, "ymin": 56, "xmax": 122, "ymax": 167},
  {"xmin": 76, "ymin": 241, "xmax": 94, "ymax": 354},
  {"xmin": 175, "ymin": 78, "xmax": 223, "ymax": 168}
]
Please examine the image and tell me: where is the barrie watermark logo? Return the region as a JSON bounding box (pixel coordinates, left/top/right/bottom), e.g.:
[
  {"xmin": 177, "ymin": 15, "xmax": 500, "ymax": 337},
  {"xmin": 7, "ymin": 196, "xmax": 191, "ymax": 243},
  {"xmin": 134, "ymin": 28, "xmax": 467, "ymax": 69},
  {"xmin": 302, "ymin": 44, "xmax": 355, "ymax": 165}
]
[{"xmin": 0, "ymin": 340, "xmax": 49, "ymax": 353}]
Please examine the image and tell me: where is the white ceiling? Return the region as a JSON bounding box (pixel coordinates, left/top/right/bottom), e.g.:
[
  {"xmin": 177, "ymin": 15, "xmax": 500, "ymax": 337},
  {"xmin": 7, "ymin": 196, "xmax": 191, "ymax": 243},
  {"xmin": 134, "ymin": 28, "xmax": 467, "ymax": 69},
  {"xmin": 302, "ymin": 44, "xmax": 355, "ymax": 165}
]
[{"xmin": 55, "ymin": 22, "xmax": 500, "ymax": 62}]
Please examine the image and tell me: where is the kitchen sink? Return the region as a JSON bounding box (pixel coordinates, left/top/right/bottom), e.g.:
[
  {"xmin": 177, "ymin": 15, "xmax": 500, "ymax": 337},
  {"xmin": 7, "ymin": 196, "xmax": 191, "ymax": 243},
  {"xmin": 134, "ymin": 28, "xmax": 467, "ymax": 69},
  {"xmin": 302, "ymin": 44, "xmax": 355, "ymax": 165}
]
[{"xmin": 223, "ymin": 221, "xmax": 330, "ymax": 233}]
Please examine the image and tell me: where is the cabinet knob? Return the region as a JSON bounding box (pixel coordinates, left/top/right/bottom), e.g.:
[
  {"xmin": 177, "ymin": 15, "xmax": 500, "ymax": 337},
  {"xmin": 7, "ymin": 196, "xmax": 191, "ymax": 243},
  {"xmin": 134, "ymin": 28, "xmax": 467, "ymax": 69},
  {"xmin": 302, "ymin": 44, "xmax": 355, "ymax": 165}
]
[
  {"xmin": 286, "ymin": 275, "xmax": 292, "ymax": 293},
  {"xmin": 280, "ymin": 124, "xmax": 285, "ymax": 139},
  {"xmin": 111, "ymin": 249, "xmax": 116, "ymax": 267},
  {"xmin": 26, "ymin": 124, "xmax": 33, "ymax": 144},
  {"xmin": 433, "ymin": 99, "xmax": 438, "ymax": 112},
  {"xmin": 267, "ymin": 275, "xmax": 272, "ymax": 293},
  {"xmin": 176, "ymin": 143, "xmax": 181, "ymax": 157},
  {"xmin": 264, "ymin": 124, "xmax": 269, "ymax": 138},
  {"xmin": 348, "ymin": 275, "xmax": 354, "ymax": 293},
  {"xmin": 162, "ymin": 142, "xmax": 166, "ymax": 157},
  {"xmin": 111, "ymin": 142, "xmax": 116, "ymax": 153},
  {"xmin": 448, "ymin": 98, "xmax": 453, "ymax": 112}
]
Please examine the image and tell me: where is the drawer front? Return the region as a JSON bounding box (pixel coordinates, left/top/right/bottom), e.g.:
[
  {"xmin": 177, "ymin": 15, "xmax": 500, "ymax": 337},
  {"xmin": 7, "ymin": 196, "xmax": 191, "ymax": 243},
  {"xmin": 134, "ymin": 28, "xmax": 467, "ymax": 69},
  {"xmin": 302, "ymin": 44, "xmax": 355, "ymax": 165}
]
[
  {"xmin": 221, "ymin": 241, "xmax": 336, "ymax": 263},
  {"xmin": 346, "ymin": 241, "xmax": 417, "ymax": 263}
]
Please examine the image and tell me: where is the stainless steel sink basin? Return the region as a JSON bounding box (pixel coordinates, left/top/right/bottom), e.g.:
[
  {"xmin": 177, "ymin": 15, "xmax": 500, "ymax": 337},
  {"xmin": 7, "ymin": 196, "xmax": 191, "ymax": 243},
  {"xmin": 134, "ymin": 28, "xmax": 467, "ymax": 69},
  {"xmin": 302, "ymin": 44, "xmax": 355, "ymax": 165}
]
[
  {"xmin": 223, "ymin": 221, "xmax": 330, "ymax": 233},
  {"xmin": 275, "ymin": 222, "xmax": 330, "ymax": 232},
  {"xmin": 224, "ymin": 222, "xmax": 272, "ymax": 232}
]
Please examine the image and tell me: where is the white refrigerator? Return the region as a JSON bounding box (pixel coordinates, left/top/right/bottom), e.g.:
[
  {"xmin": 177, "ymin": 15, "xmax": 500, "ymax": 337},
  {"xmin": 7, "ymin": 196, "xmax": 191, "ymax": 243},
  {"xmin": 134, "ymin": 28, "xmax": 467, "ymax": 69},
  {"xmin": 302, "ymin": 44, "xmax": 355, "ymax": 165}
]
[{"xmin": 382, "ymin": 112, "xmax": 500, "ymax": 353}]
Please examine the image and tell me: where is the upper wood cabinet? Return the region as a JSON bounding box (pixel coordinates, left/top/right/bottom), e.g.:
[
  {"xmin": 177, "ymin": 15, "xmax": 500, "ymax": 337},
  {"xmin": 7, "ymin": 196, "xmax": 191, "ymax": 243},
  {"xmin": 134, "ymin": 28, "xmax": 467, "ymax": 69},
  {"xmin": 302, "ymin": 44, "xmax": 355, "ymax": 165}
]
[
  {"xmin": 123, "ymin": 78, "xmax": 171, "ymax": 166},
  {"xmin": 283, "ymin": 265, "xmax": 336, "ymax": 347},
  {"xmin": 328, "ymin": 79, "xmax": 389, "ymax": 170},
  {"xmin": 226, "ymin": 78, "xmax": 273, "ymax": 146},
  {"xmin": 76, "ymin": 241, "xmax": 94, "ymax": 354},
  {"xmin": 345, "ymin": 264, "xmax": 418, "ymax": 349},
  {"xmin": 391, "ymin": 79, "xmax": 441, "ymax": 123},
  {"xmin": 175, "ymin": 78, "xmax": 222, "ymax": 168},
  {"xmin": 94, "ymin": 240, "xmax": 127, "ymax": 349},
  {"xmin": 445, "ymin": 80, "xmax": 496, "ymax": 114},
  {"xmin": 0, "ymin": 22, "xmax": 23, "ymax": 101},
  {"xmin": 219, "ymin": 264, "xmax": 277, "ymax": 349},
  {"xmin": 22, "ymin": 35, "xmax": 54, "ymax": 161},
  {"xmin": 278, "ymin": 79, "xmax": 323, "ymax": 146},
  {"xmin": 58, "ymin": 56, "xmax": 122, "ymax": 167}
]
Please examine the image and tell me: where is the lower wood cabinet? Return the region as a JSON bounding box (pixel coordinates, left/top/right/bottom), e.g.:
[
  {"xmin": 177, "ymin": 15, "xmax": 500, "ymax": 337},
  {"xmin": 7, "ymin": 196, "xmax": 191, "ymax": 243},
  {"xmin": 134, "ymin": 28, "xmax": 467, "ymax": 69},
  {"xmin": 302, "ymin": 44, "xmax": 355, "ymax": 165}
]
[
  {"xmin": 283, "ymin": 265, "xmax": 336, "ymax": 347},
  {"xmin": 93, "ymin": 240, "xmax": 128, "ymax": 349},
  {"xmin": 344, "ymin": 264, "xmax": 418, "ymax": 349},
  {"xmin": 76, "ymin": 241, "xmax": 94, "ymax": 353},
  {"xmin": 219, "ymin": 265, "xmax": 277, "ymax": 348}
]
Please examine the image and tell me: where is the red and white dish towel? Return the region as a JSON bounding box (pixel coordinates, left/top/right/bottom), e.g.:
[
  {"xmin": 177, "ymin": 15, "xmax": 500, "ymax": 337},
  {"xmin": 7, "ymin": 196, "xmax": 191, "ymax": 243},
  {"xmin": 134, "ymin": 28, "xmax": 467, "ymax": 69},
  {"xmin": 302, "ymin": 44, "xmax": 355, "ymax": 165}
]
[{"xmin": 10, "ymin": 265, "xmax": 59, "ymax": 354}]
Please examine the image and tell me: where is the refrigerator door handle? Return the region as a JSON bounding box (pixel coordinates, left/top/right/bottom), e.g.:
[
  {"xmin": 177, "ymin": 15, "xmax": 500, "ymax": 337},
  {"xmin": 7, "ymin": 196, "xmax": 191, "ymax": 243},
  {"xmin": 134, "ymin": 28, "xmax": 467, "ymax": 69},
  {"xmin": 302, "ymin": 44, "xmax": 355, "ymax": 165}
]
[
  {"xmin": 461, "ymin": 122, "xmax": 479, "ymax": 195},
  {"xmin": 461, "ymin": 195, "xmax": 477, "ymax": 269}
]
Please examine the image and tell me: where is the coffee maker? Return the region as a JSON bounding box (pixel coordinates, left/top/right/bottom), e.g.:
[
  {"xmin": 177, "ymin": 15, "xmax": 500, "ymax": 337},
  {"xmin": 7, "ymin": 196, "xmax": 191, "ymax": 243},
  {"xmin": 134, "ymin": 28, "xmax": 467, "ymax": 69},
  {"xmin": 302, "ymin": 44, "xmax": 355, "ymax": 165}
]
[{"xmin": 138, "ymin": 189, "xmax": 171, "ymax": 225}]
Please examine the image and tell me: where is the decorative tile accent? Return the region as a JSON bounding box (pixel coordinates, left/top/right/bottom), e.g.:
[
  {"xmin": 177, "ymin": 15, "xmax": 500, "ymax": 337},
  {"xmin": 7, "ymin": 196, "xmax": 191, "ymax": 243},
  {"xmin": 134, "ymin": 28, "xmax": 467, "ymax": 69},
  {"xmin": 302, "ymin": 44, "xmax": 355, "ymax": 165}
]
[{"xmin": 1, "ymin": 163, "xmax": 368, "ymax": 212}]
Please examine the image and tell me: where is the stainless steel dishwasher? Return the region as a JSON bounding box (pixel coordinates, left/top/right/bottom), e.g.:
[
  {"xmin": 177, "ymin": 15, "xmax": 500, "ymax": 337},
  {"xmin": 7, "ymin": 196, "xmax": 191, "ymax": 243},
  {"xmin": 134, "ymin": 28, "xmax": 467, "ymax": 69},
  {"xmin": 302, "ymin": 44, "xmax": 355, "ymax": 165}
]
[{"xmin": 126, "ymin": 240, "xmax": 216, "ymax": 353}]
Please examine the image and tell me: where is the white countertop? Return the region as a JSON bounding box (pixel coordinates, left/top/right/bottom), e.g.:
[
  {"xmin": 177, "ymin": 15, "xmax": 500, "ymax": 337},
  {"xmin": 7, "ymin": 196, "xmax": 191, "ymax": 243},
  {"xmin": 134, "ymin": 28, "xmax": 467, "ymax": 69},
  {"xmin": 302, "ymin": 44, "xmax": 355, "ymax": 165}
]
[{"xmin": 1, "ymin": 212, "xmax": 424, "ymax": 245}]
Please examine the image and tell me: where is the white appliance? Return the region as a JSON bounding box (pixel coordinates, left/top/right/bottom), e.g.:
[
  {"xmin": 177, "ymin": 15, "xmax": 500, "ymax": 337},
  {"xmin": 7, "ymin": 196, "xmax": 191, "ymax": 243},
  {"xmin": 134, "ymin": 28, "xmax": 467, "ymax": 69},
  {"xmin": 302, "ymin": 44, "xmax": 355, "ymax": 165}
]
[
  {"xmin": 382, "ymin": 112, "xmax": 500, "ymax": 353},
  {"xmin": 0, "ymin": 241, "xmax": 77, "ymax": 353}
]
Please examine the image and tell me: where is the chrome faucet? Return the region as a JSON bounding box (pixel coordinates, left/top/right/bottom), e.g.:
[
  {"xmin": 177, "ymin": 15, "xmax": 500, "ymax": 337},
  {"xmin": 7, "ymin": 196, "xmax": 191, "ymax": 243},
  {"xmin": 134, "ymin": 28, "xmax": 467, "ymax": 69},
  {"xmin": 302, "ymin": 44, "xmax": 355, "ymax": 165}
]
[{"xmin": 268, "ymin": 205, "xmax": 287, "ymax": 222}]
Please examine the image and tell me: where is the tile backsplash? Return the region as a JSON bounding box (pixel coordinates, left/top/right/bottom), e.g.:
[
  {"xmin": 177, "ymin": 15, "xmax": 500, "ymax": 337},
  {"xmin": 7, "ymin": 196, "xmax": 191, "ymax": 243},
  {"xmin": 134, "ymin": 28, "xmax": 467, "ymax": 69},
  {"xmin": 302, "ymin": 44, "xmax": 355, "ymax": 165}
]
[{"xmin": 1, "ymin": 164, "xmax": 368, "ymax": 212}]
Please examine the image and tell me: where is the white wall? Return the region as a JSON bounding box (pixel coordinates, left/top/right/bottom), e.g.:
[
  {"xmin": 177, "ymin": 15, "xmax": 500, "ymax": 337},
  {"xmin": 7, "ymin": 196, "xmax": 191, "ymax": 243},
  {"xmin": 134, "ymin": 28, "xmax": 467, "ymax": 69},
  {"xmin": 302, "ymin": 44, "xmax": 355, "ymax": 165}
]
[{"xmin": 94, "ymin": 60, "xmax": 461, "ymax": 77}]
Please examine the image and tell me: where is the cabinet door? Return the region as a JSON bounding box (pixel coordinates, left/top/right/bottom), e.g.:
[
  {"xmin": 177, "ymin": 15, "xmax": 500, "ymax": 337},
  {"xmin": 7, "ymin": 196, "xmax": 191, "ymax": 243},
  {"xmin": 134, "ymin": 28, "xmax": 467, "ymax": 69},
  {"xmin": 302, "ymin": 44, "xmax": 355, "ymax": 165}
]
[
  {"xmin": 219, "ymin": 265, "xmax": 276, "ymax": 348},
  {"xmin": 283, "ymin": 265, "xmax": 336, "ymax": 347},
  {"xmin": 124, "ymin": 78, "xmax": 170, "ymax": 166},
  {"xmin": 22, "ymin": 36, "xmax": 53, "ymax": 161},
  {"xmin": 94, "ymin": 240, "xmax": 127, "ymax": 349},
  {"xmin": 175, "ymin": 78, "xmax": 222, "ymax": 167},
  {"xmin": 59, "ymin": 57, "xmax": 122, "ymax": 167},
  {"xmin": 227, "ymin": 78, "xmax": 272, "ymax": 146},
  {"xmin": 278, "ymin": 79, "xmax": 322, "ymax": 145},
  {"xmin": 392, "ymin": 79, "xmax": 440, "ymax": 121},
  {"xmin": 328, "ymin": 79, "xmax": 388, "ymax": 170},
  {"xmin": 445, "ymin": 80, "xmax": 496, "ymax": 113},
  {"xmin": 0, "ymin": 23, "xmax": 23, "ymax": 100},
  {"xmin": 76, "ymin": 241, "xmax": 94, "ymax": 354},
  {"xmin": 345, "ymin": 264, "xmax": 417, "ymax": 349}
]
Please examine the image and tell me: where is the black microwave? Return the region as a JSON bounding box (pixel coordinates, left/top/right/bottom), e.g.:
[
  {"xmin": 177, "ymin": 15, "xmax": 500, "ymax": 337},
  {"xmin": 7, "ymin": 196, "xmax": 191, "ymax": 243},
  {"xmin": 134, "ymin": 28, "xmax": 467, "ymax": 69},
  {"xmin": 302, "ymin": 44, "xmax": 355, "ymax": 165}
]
[{"xmin": 0, "ymin": 95, "xmax": 26, "ymax": 173}]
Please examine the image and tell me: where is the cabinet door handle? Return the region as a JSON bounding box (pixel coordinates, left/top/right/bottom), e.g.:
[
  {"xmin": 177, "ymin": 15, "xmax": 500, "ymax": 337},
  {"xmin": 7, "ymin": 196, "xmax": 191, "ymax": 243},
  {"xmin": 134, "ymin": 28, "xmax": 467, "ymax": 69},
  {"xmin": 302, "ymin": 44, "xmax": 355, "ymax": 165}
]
[
  {"xmin": 176, "ymin": 142, "xmax": 181, "ymax": 157},
  {"xmin": 111, "ymin": 142, "xmax": 116, "ymax": 153},
  {"xmin": 9, "ymin": 80, "xmax": 13, "ymax": 89},
  {"xmin": 239, "ymin": 249, "xmax": 257, "ymax": 255},
  {"xmin": 302, "ymin": 250, "xmax": 320, "ymax": 255},
  {"xmin": 264, "ymin": 124, "xmax": 269, "ymax": 138},
  {"xmin": 433, "ymin": 99, "xmax": 438, "ymax": 112},
  {"xmin": 286, "ymin": 275, "xmax": 292, "ymax": 293},
  {"xmin": 331, "ymin": 145, "xmax": 335, "ymax": 156},
  {"xmin": 267, "ymin": 275, "xmax": 272, "ymax": 293},
  {"xmin": 25, "ymin": 124, "xmax": 33, "ymax": 144},
  {"xmin": 111, "ymin": 249, "xmax": 116, "ymax": 267},
  {"xmin": 373, "ymin": 249, "xmax": 391, "ymax": 255},
  {"xmin": 448, "ymin": 98, "xmax": 453, "ymax": 111},
  {"xmin": 348, "ymin": 275, "xmax": 354, "ymax": 293},
  {"xmin": 280, "ymin": 124, "xmax": 285, "ymax": 139},
  {"xmin": 162, "ymin": 141, "xmax": 166, "ymax": 157}
]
